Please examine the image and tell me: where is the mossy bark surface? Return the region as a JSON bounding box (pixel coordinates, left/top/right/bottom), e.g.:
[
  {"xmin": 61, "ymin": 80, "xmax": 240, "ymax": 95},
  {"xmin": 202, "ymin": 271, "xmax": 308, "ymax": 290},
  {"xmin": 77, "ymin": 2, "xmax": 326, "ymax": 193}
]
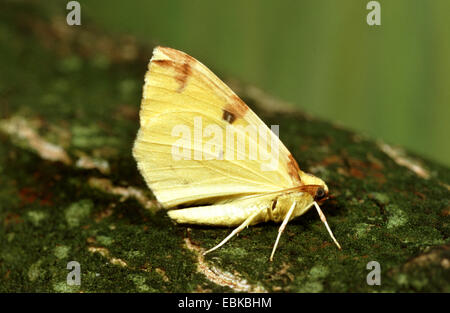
[{"xmin": 1, "ymin": 3, "xmax": 449, "ymax": 292}]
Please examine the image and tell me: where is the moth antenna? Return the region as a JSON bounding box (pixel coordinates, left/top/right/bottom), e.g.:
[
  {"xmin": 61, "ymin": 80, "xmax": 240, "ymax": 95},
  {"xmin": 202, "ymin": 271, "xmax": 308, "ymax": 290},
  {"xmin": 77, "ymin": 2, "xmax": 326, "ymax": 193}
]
[
  {"xmin": 203, "ymin": 211, "xmax": 259, "ymax": 256},
  {"xmin": 313, "ymin": 202, "xmax": 342, "ymax": 250},
  {"xmin": 269, "ymin": 201, "xmax": 297, "ymax": 262}
]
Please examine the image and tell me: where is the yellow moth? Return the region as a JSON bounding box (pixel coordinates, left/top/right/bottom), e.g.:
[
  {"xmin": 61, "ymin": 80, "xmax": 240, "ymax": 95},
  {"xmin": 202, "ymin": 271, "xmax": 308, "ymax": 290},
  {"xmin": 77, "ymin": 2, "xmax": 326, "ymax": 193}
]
[{"xmin": 133, "ymin": 46, "xmax": 341, "ymax": 261}]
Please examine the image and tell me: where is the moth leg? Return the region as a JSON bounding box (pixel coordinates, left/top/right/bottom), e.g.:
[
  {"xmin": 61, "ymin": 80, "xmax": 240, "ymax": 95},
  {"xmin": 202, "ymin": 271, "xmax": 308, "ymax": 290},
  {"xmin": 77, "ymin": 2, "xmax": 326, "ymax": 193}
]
[
  {"xmin": 266, "ymin": 198, "xmax": 276, "ymax": 221},
  {"xmin": 269, "ymin": 201, "xmax": 297, "ymax": 262},
  {"xmin": 313, "ymin": 201, "xmax": 342, "ymax": 250},
  {"xmin": 203, "ymin": 211, "xmax": 260, "ymax": 256}
]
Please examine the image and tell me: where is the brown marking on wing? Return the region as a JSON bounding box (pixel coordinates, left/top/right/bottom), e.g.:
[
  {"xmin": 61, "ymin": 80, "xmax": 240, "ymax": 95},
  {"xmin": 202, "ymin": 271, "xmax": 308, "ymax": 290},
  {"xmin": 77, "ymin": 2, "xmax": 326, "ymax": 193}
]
[
  {"xmin": 152, "ymin": 59, "xmax": 191, "ymax": 93},
  {"xmin": 152, "ymin": 59, "xmax": 172, "ymax": 67},
  {"xmin": 287, "ymin": 154, "xmax": 302, "ymax": 185},
  {"xmin": 223, "ymin": 95, "xmax": 249, "ymax": 123},
  {"xmin": 175, "ymin": 62, "xmax": 191, "ymax": 92},
  {"xmin": 222, "ymin": 109, "xmax": 236, "ymax": 124},
  {"xmin": 158, "ymin": 46, "xmax": 196, "ymax": 64}
]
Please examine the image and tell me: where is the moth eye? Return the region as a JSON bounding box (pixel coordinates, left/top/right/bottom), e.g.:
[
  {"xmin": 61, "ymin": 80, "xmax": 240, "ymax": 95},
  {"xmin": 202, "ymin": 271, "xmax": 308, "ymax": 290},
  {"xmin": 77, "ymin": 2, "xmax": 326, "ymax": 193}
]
[{"xmin": 315, "ymin": 187, "xmax": 326, "ymax": 200}]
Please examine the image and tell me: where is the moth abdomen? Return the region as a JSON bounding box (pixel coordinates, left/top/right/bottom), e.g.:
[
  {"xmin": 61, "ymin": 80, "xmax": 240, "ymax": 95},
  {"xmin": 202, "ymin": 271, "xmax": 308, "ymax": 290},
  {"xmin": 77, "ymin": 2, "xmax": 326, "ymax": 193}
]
[{"xmin": 167, "ymin": 200, "xmax": 268, "ymax": 227}]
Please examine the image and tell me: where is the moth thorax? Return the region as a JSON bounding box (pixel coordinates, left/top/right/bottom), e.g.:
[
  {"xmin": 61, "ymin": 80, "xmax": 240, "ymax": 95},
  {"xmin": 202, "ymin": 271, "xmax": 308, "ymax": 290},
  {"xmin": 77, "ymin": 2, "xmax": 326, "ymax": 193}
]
[{"xmin": 298, "ymin": 171, "xmax": 329, "ymax": 193}]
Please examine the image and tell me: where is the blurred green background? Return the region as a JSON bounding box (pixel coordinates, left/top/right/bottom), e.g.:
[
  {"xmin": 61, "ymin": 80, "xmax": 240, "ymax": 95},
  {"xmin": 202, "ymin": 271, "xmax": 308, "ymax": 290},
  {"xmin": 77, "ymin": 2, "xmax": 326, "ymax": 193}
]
[{"xmin": 48, "ymin": 0, "xmax": 449, "ymax": 166}]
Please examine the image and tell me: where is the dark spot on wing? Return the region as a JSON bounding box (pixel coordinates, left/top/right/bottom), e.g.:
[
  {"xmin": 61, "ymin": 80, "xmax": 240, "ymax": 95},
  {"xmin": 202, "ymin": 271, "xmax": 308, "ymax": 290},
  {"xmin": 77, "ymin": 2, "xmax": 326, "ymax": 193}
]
[{"xmin": 222, "ymin": 109, "xmax": 236, "ymax": 124}]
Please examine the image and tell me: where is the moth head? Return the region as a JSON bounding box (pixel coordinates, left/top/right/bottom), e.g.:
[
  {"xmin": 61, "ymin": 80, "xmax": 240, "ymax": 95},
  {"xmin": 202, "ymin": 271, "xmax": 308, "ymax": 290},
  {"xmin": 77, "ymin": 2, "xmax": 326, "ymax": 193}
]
[
  {"xmin": 314, "ymin": 186, "xmax": 327, "ymax": 202},
  {"xmin": 298, "ymin": 170, "xmax": 329, "ymax": 202}
]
